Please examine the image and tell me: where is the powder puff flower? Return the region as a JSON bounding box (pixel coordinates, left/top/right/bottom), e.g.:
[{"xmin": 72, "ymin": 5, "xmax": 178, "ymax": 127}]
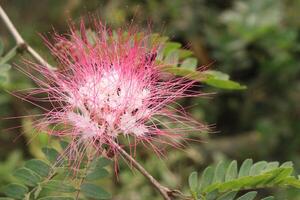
[{"xmin": 20, "ymin": 21, "xmax": 206, "ymax": 163}]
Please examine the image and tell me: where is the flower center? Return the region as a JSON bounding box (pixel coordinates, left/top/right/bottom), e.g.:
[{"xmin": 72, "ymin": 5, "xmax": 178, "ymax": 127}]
[{"xmin": 67, "ymin": 69, "xmax": 150, "ymax": 138}]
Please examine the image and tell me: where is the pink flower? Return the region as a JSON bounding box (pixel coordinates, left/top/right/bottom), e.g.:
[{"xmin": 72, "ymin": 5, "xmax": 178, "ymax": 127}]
[{"xmin": 21, "ymin": 21, "xmax": 206, "ymax": 162}]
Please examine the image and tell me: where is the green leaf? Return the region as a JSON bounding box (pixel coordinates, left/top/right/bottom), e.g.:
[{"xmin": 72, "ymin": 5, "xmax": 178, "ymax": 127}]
[
  {"xmin": 203, "ymin": 168, "xmax": 285, "ymax": 193},
  {"xmin": 161, "ymin": 66, "xmax": 205, "ymax": 80},
  {"xmin": 24, "ymin": 159, "xmax": 51, "ymax": 177},
  {"xmin": 161, "ymin": 67, "xmax": 246, "ymax": 90},
  {"xmin": 38, "ymin": 197, "xmax": 74, "ymax": 200},
  {"xmin": 0, "ymin": 198, "xmax": 14, "ymax": 200},
  {"xmin": 97, "ymin": 157, "xmax": 111, "ymax": 168},
  {"xmin": 90, "ymin": 157, "xmax": 111, "ymax": 169},
  {"xmin": 202, "ymin": 70, "xmax": 246, "ymax": 90},
  {"xmin": 0, "ymin": 64, "xmax": 11, "ymax": 84},
  {"xmin": 261, "ymin": 197, "xmax": 274, "ymax": 200},
  {"xmin": 163, "ymin": 42, "xmax": 181, "ymax": 56},
  {"xmin": 264, "ymin": 162, "xmax": 279, "ymax": 172},
  {"xmin": 164, "ymin": 49, "xmax": 179, "ymax": 66},
  {"xmin": 59, "ymin": 140, "xmax": 69, "ymax": 150},
  {"xmin": 188, "ymin": 171, "xmax": 198, "ymax": 198},
  {"xmin": 85, "ymin": 157, "xmax": 111, "ymax": 181},
  {"xmin": 225, "ymin": 161, "xmax": 238, "ymax": 182},
  {"xmin": 42, "ymin": 180, "xmax": 77, "ymax": 193},
  {"xmin": 42, "ymin": 147, "xmax": 59, "ymax": 163},
  {"xmin": 181, "ymin": 58, "xmax": 198, "ymax": 70},
  {"xmin": 199, "ymin": 166, "xmax": 214, "ymax": 192},
  {"xmin": 236, "ymin": 191, "xmax": 257, "ymax": 200},
  {"xmin": 271, "ymin": 167, "xmax": 293, "ymax": 184},
  {"xmin": 204, "ymin": 78, "xmax": 247, "ymax": 90},
  {"xmin": 238, "ymin": 159, "xmax": 253, "ymax": 178},
  {"xmin": 204, "ymin": 70, "xmax": 230, "ymax": 80},
  {"xmin": 150, "ymin": 33, "xmax": 168, "ymax": 44},
  {"xmin": 281, "ymin": 161, "xmax": 293, "ymax": 168},
  {"xmin": 152, "ymin": 33, "xmax": 246, "ymax": 91},
  {"xmin": 80, "ymin": 183, "xmax": 111, "ymax": 199},
  {"xmin": 216, "ymin": 191, "xmax": 237, "ymax": 200},
  {"xmin": 178, "ymin": 49, "xmax": 193, "ymax": 59},
  {"xmin": 2, "ymin": 184, "xmax": 28, "ymax": 199},
  {"xmin": 249, "ymin": 161, "xmax": 267, "ymax": 176},
  {"xmin": 0, "ymin": 63, "xmax": 11, "ymax": 72},
  {"xmin": 213, "ymin": 161, "xmax": 226, "ymax": 183},
  {"xmin": 0, "ymin": 39, "xmax": 3, "ymax": 56},
  {"xmin": 86, "ymin": 168, "xmax": 109, "ymax": 181},
  {"xmin": 282, "ymin": 177, "xmax": 300, "ymax": 188},
  {"xmin": 0, "ymin": 46, "xmax": 17, "ymax": 65},
  {"xmin": 206, "ymin": 190, "xmax": 218, "ymax": 200},
  {"xmin": 13, "ymin": 167, "xmax": 41, "ymax": 187},
  {"xmin": 34, "ymin": 184, "xmax": 42, "ymax": 199}
]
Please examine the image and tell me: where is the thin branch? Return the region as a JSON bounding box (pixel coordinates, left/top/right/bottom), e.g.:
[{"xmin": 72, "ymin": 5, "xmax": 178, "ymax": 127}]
[
  {"xmin": 0, "ymin": 5, "xmax": 23, "ymax": 44},
  {"xmin": 0, "ymin": 5, "xmax": 54, "ymax": 69},
  {"xmin": 27, "ymin": 45, "xmax": 54, "ymax": 69},
  {"xmin": 112, "ymin": 141, "xmax": 172, "ymax": 200},
  {"xmin": 113, "ymin": 141, "xmax": 189, "ymax": 200},
  {"xmin": 0, "ymin": 5, "xmax": 188, "ymax": 200}
]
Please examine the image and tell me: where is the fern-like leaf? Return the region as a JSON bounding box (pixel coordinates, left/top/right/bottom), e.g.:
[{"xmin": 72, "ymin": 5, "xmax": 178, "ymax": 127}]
[{"xmin": 188, "ymin": 159, "xmax": 300, "ymax": 199}]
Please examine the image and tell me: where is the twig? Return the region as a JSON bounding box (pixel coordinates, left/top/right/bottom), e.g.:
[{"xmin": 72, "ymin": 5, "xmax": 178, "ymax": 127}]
[
  {"xmin": 0, "ymin": 5, "xmax": 54, "ymax": 69},
  {"xmin": 0, "ymin": 5, "xmax": 185, "ymax": 200},
  {"xmin": 112, "ymin": 141, "xmax": 172, "ymax": 200}
]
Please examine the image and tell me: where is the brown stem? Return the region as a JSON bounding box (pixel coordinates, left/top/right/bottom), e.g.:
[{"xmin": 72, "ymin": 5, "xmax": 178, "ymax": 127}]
[
  {"xmin": 112, "ymin": 141, "xmax": 173, "ymax": 200},
  {"xmin": 0, "ymin": 5, "xmax": 54, "ymax": 69}
]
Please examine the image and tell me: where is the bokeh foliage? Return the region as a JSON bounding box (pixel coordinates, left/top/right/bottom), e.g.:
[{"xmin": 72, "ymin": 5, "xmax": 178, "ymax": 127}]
[{"xmin": 0, "ymin": 0, "xmax": 300, "ymax": 199}]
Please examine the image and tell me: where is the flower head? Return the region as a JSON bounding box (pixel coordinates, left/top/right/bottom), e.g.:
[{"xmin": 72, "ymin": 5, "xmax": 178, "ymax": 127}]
[{"xmin": 23, "ymin": 21, "xmax": 205, "ymax": 162}]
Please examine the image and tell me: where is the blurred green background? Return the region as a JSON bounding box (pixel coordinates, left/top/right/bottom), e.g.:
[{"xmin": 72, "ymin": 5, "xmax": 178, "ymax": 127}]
[{"xmin": 0, "ymin": 0, "xmax": 300, "ymax": 199}]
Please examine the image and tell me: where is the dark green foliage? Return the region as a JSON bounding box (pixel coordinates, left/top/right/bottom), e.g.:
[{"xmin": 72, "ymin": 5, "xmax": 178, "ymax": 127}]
[
  {"xmin": 41, "ymin": 148, "xmax": 60, "ymax": 163},
  {"xmin": 85, "ymin": 157, "xmax": 110, "ymax": 181},
  {"xmin": 59, "ymin": 140, "xmax": 69, "ymax": 150},
  {"xmin": 41, "ymin": 181, "xmax": 77, "ymax": 193},
  {"xmin": 0, "ymin": 144, "xmax": 111, "ymax": 199},
  {"xmin": 13, "ymin": 167, "xmax": 42, "ymax": 187},
  {"xmin": 24, "ymin": 159, "xmax": 51, "ymax": 177},
  {"xmin": 90, "ymin": 157, "xmax": 112, "ymax": 168},
  {"xmin": 2, "ymin": 184, "xmax": 28, "ymax": 199},
  {"xmin": 80, "ymin": 183, "xmax": 111, "ymax": 199},
  {"xmin": 86, "ymin": 168, "xmax": 109, "ymax": 181}
]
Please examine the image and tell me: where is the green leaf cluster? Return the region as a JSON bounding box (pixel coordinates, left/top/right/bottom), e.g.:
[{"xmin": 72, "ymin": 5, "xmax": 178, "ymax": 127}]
[
  {"xmin": 188, "ymin": 159, "xmax": 300, "ymax": 200},
  {"xmin": 0, "ymin": 142, "xmax": 111, "ymax": 200},
  {"xmin": 155, "ymin": 37, "xmax": 246, "ymax": 90},
  {"xmin": 0, "ymin": 39, "xmax": 17, "ymax": 85}
]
